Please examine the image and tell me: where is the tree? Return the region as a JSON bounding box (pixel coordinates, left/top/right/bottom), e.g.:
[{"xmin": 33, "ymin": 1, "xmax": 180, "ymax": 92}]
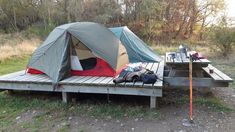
[
  {"xmin": 212, "ymin": 16, "xmax": 235, "ymax": 56},
  {"xmin": 197, "ymin": 0, "xmax": 225, "ymax": 40}
]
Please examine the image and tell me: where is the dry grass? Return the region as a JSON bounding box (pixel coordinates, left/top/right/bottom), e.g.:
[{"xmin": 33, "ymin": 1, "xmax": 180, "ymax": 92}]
[
  {"xmin": 0, "ymin": 33, "xmax": 41, "ymax": 62},
  {"xmin": 153, "ymin": 44, "xmax": 213, "ymax": 56}
]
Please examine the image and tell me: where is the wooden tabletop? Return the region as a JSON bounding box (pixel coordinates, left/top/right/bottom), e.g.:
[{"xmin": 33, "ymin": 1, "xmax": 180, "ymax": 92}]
[{"xmin": 165, "ymin": 52, "xmax": 210, "ymax": 65}]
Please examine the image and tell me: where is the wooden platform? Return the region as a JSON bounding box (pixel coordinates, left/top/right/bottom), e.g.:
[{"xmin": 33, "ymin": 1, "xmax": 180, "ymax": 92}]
[{"xmin": 0, "ymin": 61, "xmax": 165, "ymax": 108}]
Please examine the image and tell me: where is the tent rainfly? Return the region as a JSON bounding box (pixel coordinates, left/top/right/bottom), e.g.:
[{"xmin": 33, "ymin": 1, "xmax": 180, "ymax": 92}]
[
  {"xmin": 27, "ymin": 22, "xmax": 129, "ymax": 83},
  {"xmin": 109, "ymin": 26, "xmax": 162, "ymax": 63}
]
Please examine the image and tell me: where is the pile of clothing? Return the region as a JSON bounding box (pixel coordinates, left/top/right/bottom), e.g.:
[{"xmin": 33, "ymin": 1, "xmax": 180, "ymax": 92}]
[{"xmin": 113, "ymin": 63, "xmax": 159, "ymax": 85}]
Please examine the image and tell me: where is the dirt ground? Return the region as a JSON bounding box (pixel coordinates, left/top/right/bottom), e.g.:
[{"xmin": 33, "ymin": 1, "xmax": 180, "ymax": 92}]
[{"xmin": 7, "ymin": 87, "xmax": 234, "ymax": 132}]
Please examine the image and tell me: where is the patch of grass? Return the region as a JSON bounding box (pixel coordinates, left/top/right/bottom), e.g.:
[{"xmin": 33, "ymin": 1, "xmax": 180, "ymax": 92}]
[
  {"xmin": 0, "ymin": 91, "xmax": 160, "ymax": 131},
  {"xmin": 74, "ymin": 103, "xmax": 160, "ymax": 119},
  {"xmin": 178, "ymin": 96, "xmax": 233, "ymax": 113},
  {"xmin": 0, "ymin": 33, "xmax": 39, "ymax": 61},
  {"xmin": 209, "ymin": 56, "xmax": 235, "ymax": 89},
  {"xmin": 57, "ymin": 125, "xmax": 70, "ymax": 132},
  {"xmin": 0, "ymin": 91, "xmax": 69, "ymax": 131},
  {"xmin": 0, "ymin": 55, "xmax": 30, "ymax": 75},
  {"xmin": 153, "ymin": 44, "xmax": 212, "ymax": 55}
]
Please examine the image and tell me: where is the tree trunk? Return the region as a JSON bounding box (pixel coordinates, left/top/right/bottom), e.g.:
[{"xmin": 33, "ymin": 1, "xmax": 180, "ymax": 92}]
[
  {"xmin": 65, "ymin": 0, "xmax": 71, "ymax": 23},
  {"xmin": 13, "ymin": 6, "xmax": 18, "ymax": 31}
]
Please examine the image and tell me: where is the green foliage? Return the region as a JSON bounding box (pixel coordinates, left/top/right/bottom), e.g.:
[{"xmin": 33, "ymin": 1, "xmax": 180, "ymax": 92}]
[
  {"xmin": 0, "ymin": 0, "xmax": 39, "ymax": 31},
  {"xmin": 211, "ymin": 27, "xmax": 235, "ymax": 56},
  {"xmin": 24, "ymin": 24, "xmax": 56, "ymax": 39},
  {"xmin": 0, "ymin": 55, "xmax": 30, "ymax": 75},
  {"xmin": 0, "ymin": 91, "xmax": 68, "ymax": 131},
  {"xmin": 179, "ymin": 96, "xmax": 232, "ymax": 113},
  {"xmin": 84, "ymin": 103, "xmax": 160, "ymax": 119},
  {"xmin": 0, "ymin": 0, "xmax": 227, "ymax": 42},
  {"xmin": 81, "ymin": 0, "xmax": 122, "ymax": 24}
]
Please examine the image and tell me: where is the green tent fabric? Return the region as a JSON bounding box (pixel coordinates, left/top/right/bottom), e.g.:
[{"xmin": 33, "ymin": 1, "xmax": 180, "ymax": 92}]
[
  {"xmin": 109, "ymin": 26, "xmax": 162, "ymax": 63},
  {"xmin": 28, "ymin": 22, "xmax": 122, "ymax": 83}
]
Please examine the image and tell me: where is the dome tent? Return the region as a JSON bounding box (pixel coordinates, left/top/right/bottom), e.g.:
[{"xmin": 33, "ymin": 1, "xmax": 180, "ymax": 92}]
[
  {"xmin": 109, "ymin": 26, "xmax": 162, "ymax": 63},
  {"xmin": 27, "ymin": 22, "xmax": 129, "ymax": 83}
]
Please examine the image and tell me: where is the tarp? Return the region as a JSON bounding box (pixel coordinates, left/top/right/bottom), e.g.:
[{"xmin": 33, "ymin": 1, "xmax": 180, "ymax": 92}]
[{"xmin": 109, "ymin": 26, "xmax": 162, "ymax": 62}]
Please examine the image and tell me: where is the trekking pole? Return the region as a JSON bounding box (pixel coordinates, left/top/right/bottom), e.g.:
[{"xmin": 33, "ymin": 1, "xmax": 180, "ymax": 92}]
[{"xmin": 189, "ymin": 55, "xmax": 193, "ymax": 122}]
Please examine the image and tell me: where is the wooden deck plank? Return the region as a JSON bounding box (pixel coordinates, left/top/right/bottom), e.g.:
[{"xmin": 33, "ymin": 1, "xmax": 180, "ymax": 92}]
[
  {"xmin": 23, "ymin": 75, "xmax": 45, "ymax": 82},
  {"xmin": 1, "ymin": 73, "xmax": 23, "ymax": 81},
  {"xmin": 17, "ymin": 74, "xmax": 37, "ymax": 81},
  {"xmin": 69, "ymin": 76, "xmax": 87, "ymax": 83},
  {"xmin": 8, "ymin": 74, "xmax": 30, "ymax": 81},
  {"xmin": 0, "ymin": 70, "xmax": 25, "ymax": 80},
  {"xmin": 0, "ymin": 72, "xmax": 52, "ymax": 83},
  {"xmin": 134, "ymin": 81, "xmax": 144, "ymax": 86},
  {"xmin": 99, "ymin": 77, "xmax": 113, "ymax": 84},
  {"xmin": 68, "ymin": 76, "xmax": 89, "ymax": 83},
  {"xmin": 37, "ymin": 76, "xmax": 51, "ymax": 82},
  {"xmin": 61, "ymin": 76, "xmax": 78, "ymax": 83},
  {"xmin": 108, "ymin": 78, "xmax": 115, "ymax": 84},
  {"xmin": 21, "ymin": 74, "xmax": 49, "ymax": 82},
  {"xmin": 142, "ymin": 63, "xmax": 148, "ymax": 68},
  {"xmin": 146, "ymin": 63, "xmax": 154, "ymax": 70},
  {"xmin": 33, "ymin": 75, "xmax": 51, "ymax": 82},
  {"xmin": 66, "ymin": 76, "xmax": 82, "ymax": 83},
  {"xmin": 151, "ymin": 63, "xmax": 159, "ymax": 73},
  {"xmin": 79, "ymin": 76, "xmax": 94, "ymax": 83},
  {"xmin": 83, "ymin": 77, "xmax": 100, "ymax": 84},
  {"xmin": 91, "ymin": 77, "xmax": 106, "ymax": 84},
  {"xmin": 154, "ymin": 57, "xmax": 164, "ymax": 87}
]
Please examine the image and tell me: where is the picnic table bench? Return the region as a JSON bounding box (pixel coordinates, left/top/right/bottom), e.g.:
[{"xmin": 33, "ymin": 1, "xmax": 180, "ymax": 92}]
[{"xmin": 202, "ymin": 64, "xmax": 233, "ymax": 82}]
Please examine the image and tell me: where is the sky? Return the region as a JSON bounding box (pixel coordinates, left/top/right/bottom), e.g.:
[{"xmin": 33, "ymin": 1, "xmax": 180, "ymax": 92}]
[{"xmin": 226, "ymin": 0, "xmax": 235, "ymax": 18}]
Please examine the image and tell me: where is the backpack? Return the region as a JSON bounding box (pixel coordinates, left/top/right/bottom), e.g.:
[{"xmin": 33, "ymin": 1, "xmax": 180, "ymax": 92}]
[{"xmin": 140, "ymin": 70, "xmax": 158, "ymax": 84}]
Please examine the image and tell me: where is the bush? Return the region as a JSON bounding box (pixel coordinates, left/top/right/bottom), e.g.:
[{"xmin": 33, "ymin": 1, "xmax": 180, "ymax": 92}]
[
  {"xmin": 212, "ymin": 27, "xmax": 235, "ymax": 57},
  {"xmin": 23, "ymin": 23, "xmax": 56, "ymax": 39}
]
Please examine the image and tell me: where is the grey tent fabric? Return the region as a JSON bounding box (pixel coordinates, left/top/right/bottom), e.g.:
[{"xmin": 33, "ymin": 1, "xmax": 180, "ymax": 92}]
[
  {"xmin": 28, "ymin": 22, "xmax": 122, "ymax": 83},
  {"xmin": 109, "ymin": 26, "xmax": 162, "ymax": 62}
]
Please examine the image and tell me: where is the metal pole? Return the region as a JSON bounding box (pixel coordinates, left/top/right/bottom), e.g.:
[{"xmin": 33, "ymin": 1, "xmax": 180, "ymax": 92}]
[{"xmin": 189, "ymin": 56, "xmax": 193, "ymax": 121}]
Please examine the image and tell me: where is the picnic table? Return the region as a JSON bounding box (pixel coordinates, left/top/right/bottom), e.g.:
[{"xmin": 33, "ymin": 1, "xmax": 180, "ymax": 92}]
[{"xmin": 164, "ymin": 52, "xmax": 233, "ymax": 88}]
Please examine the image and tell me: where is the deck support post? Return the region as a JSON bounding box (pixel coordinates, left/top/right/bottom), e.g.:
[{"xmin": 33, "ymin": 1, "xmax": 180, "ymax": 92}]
[
  {"xmin": 62, "ymin": 92, "xmax": 69, "ymax": 103},
  {"xmin": 150, "ymin": 96, "xmax": 157, "ymax": 109}
]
